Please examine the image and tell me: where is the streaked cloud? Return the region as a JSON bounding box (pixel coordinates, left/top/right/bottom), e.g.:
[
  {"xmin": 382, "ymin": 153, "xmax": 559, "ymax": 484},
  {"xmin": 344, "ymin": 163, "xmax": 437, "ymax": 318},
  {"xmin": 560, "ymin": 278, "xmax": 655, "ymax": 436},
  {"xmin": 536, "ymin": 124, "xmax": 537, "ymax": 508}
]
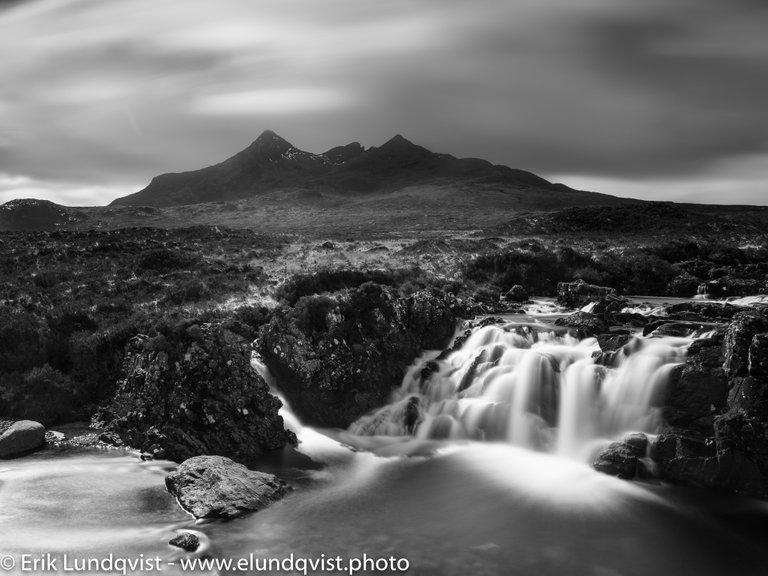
[
  {"xmin": 0, "ymin": 0, "xmax": 766, "ymax": 205},
  {"xmin": 0, "ymin": 173, "xmax": 135, "ymax": 206},
  {"xmin": 189, "ymin": 88, "xmax": 351, "ymax": 116}
]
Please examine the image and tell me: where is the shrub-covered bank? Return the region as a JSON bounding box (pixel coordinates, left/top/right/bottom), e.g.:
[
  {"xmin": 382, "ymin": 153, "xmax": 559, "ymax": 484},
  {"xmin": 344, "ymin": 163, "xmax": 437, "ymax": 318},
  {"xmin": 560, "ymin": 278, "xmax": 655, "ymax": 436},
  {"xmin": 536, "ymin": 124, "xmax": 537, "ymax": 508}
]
[{"xmin": 2, "ymin": 227, "xmax": 768, "ymax": 470}]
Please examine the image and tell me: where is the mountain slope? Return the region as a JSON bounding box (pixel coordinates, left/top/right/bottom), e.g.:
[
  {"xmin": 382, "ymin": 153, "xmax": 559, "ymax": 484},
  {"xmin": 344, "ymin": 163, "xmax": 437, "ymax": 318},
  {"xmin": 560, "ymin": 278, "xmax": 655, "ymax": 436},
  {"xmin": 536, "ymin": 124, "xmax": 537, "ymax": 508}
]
[{"xmin": 110, "ymin": 130, "xmax": 626, "ymax": 208}]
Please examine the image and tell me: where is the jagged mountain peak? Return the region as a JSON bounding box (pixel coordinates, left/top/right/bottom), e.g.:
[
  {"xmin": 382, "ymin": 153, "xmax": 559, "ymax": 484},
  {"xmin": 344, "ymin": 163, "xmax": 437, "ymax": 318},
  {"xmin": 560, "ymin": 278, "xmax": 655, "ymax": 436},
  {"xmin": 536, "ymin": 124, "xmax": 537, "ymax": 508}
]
[{"xmin": 244, "ymin": 129, "xmax": 293, "ymax": 158}]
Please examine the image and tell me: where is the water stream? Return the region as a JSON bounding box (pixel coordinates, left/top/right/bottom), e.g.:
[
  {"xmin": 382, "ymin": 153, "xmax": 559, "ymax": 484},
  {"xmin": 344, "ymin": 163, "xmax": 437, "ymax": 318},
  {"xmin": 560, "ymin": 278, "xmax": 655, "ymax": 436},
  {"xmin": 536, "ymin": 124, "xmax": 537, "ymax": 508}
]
[{"xmin": 2, "ymin": 314, "xmax": 768, "ymax": 575}]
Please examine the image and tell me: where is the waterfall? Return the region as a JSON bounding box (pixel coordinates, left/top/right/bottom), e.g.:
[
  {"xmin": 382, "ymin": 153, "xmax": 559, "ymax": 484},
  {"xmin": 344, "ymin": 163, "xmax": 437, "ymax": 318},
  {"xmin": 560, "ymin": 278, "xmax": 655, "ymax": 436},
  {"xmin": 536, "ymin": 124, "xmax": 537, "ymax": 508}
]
[{"xmin": 348, "ymin": 322, "xmax": 688, "ymax": 461}]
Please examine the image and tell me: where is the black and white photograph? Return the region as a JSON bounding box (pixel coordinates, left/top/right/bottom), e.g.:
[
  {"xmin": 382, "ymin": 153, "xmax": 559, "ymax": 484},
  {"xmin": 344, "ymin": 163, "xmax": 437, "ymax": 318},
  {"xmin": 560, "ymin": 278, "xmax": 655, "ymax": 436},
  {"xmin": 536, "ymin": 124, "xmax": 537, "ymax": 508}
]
[{"xmin": 1, "ymin": 1, "xmax": 768, "ymax": 574}]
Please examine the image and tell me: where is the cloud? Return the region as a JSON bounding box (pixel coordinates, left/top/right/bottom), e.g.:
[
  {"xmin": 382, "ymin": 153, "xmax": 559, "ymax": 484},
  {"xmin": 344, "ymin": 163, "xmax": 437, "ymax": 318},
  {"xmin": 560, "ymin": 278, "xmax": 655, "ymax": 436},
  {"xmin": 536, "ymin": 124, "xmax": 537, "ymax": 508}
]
[
  {"xmin": 0, "ymin": 173, "xmax": 135, "ymax": 206},
  {"xmin": 189, "ymin": 88, "xmax": 351, "ymax": 116},
  {"xmin": 0, "ymin": 0, "xmax": 767, "ymax": 206}
]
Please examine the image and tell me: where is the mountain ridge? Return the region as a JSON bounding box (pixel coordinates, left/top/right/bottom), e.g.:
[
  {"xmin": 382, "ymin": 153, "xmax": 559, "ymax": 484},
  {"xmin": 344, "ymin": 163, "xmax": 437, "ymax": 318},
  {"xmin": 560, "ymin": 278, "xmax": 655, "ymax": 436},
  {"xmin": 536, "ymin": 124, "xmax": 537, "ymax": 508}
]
[{"xmin": 110, "ymin": 130, "xmax": 603, "ymax": 208}]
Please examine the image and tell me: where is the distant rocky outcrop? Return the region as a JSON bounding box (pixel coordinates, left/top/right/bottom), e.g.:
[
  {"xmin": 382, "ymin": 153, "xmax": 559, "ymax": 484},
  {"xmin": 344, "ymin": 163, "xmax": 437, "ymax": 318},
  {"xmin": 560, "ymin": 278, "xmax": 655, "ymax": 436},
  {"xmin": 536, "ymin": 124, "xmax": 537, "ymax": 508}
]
[
  {"xmin": 165, "ymin": 455, "xmax": 289, "ymax": 519},
  {"xmin": 0, "ymin": 199, "xmax": 84, "ymax": 231},
  {"xmin": 95, "ymin": 322, "xmax": 295, "ymax": 464},
  {"xmin": 0, "ymin": 420, "xmax": 46, "ymax": 458},
  {"xmin": 257, "ymin": 285, "xmax": 458, "ymax": 428}
]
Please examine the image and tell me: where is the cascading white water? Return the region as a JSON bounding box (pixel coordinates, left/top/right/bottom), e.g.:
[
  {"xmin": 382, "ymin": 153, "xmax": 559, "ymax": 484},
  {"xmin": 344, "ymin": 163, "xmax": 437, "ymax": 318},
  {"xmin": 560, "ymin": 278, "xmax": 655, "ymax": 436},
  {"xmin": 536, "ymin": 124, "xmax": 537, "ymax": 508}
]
[{"xmin": 349, "ymin": 322, "xmax": 689, "ymax": 461}]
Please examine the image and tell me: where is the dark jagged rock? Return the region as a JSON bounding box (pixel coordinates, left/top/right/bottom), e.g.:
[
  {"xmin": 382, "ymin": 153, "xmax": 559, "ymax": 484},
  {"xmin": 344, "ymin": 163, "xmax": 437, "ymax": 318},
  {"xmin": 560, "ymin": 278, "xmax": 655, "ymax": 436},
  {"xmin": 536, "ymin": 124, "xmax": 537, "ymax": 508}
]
[
  {"xmin": 596, "ymin": 333, "xmax": 632, "ymax": 353},
  {"xmin": 165, "ymin": 455, "xmax": 290, "ymax": 519},
  {"xmin": 0, "ymin": 420, "xmax": 46, "ymax": 458},
  {"xmin": 666, "ymin": 273, "xmax": 701, "ymax": 297},
  {"xmin": 594, "ymin": 433, "xmax": 649, "ymax": 479},
  {"xmin": 169, "ymin": 532, "xmax": 200, "ymax": 552},
  {"xmin": 591, "ymin": 294, "xmax": 631, "ymax": 315},
  {"xmin": 556, "ymin": 279, "xmax": 616, "ymax": 309},
  {"xmin": 642, "ymin": 320, "xmax": 717, "ymax": 338},
  {"xmin": 664, "ymin": 341, "xmax": 728, "ymax": 432},
  {"xmin": 503, "ymin": 285, "xmax": 529, "ymax": 303},
  {"xmin": 554, "ymin": 311, "xmax": 609, "ymax": 336},
  {"xmin": 652, "ymin": 312, "xmax": 768, "ymax": 498},
  {"xmin": 749, "ymin": 333, "xmax": 768, "ymax": 379},
  {"xmin": 257, "ymin": 285, "xmax": 457, "ymax": 428},
  {"xmin": 723, "ymin": 312, "xmax": 768, "ymax": 379},
  {"xmin": 95, "ymin": 322, "xmax": 295, "ymax": 464},
  {"xmin": 728, "ymin": 376, "xmax": 768, "ymax": 415},
  {"xmin": 664, "ymin": 302, "xmax": 740, "ymax": 321}
]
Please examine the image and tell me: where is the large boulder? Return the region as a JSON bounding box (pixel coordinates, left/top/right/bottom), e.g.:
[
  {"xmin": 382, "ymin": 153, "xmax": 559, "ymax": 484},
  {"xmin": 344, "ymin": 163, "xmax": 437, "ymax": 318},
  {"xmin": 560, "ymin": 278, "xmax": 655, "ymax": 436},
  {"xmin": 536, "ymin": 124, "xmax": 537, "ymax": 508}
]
[
  {"xmin": 95, "ymin": 322, "xmax": 295, "ymax": 464},
  {"xmin": 0, "ymin": 420, "xmax": 46, "ymax": 458},
  {"xmin": 556, "ymin": 279, "xmax": 616, "ymax": 309},
  {"xmin": 257, "ymin": 285, "xmax": 457, "ymax": 428},
  {"xmin": 165, "ymin": 455, "xmax": 289, "ymax": 519}
]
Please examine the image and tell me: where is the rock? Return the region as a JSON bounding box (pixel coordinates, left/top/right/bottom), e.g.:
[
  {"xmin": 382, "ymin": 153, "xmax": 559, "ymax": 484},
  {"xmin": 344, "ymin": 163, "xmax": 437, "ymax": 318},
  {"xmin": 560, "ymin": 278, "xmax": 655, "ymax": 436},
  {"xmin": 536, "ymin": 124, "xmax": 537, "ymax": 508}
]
[
  {"xmin": 591, "ymin": 294, "xmax": 631, "ymax": 315},
  {"xmin": 169, "ymin": 532, "xmax": 200, "ymax": 552},
  {"xmin": 256, "ymin": 285, "xmax": 457, "ymax": 427},
  {"xmin": 664, "ymin": 355, "xmax": 728, "ymax": 432},
  {"xmin": 554, "ymin": 311, "xmax": 609, "ymax": 336},
  {"xmin": 556, "ymin": 279, "xmax": 616, "ymax": 309},
  {"xmin": 748, "ymin": 332, "xmax": 768, "ymax": 379},
  {"xmin": 698, "ymin": 280, "xmax": 728, "ymax": 298},
  {"xmin": 165, "ymin": 455, "xmax": 290, "ymax": 519},
  {"xmin": 0, "ymin": 420, "xmax": 46, "ymax": 458},
  {"xmin": 642, "ymin": 320, "xmax": 716, "ymax": 338},
  {"xmin": 652, "ymin": 412, "xmax": 768, "ymax": 498},
  {"xmin": 664, "ymin": 302, "xmax": 740, "ymax": 321},
  {"xmin": 503, "ymin": 285, "xmax": 529, "ymax": 303},
  {"xmin": 666, "ymin": 274, "xmax": 701, "ymax": 298},
  {"xmin": 728, "ymin": 376, "xmax": 768, "ymax": 416},
  {"xmin": 95, "ymin": 322, "xmax": 295, "ymax": 464},
  {"xmin": 593, "ymin": 433, "xmax": 648, "ymax": 479},
  {"xmin": 596, "ymin": 333, "xmax": 631, "ymax": 353},
  {"xmin": 723, "ymin": 311, "xmax": 768, "ymax": 378}
]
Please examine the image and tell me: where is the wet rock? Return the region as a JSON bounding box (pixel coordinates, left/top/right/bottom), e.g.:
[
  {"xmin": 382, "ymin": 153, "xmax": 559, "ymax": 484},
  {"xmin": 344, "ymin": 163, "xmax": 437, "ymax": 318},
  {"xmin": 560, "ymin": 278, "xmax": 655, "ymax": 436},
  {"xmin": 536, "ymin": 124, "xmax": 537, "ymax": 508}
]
[
  {"xmin": 591, "ymin": 294, "xmax": 631, "ymax": 315},
  {"xmin": 96, "ymin": 322, "xmax": 295, "ymax": 464},
  {"xmin": 664, "ymin": 302, "xmax": 740, "ymax": 322},
  {"xmin": 596, "ymin": 333, "xmax": 631, "ymax": 353},
  {"xmin": 723, "ymin": 311, "xmax": 768, "ymax": 379},
  {"xmin": 728, "ymin": 377, "xmax": 768, "ymax": 416},
  {"xmin": 554, "ymin": 311, "xmax": 609, "ymax": 336},
  {"xmin": 0, "ymin": 420, "xmax": 46, "ymax": 458},
  {"xmin": 699, "ymin": 280, "xmax": 728, "ymax": 298},
  {"xmin": 593, "ymin": 433, "xmax": 648, "ymax": 479},
  {"xmin": 556, "ymin": 279, "xmax": 616, "ymax": 309},
  {"xmin": 748, "ymin": 333, "xmax": 768, "ymax": 379},
  {"xmin": 642, "ymin": 320, "xmax": 717, "ymax": 338},
  {"xmin": 169, "ymin": 532, "xmax": 200, "ymax": 552},
  {"xmin": 664, "ymin": 354, "xmax": 728, "ymax": 432},
  {"xmin": 257, "ymin": 285, "xmax": 457, "ymax": 427},
  {"xmin": 165, "ymin": 455, "xmax": 290, "ymax": 520},
  {"xmin": 503, "ymin": 285, "xmax": 529, "ymax": 303},
  {"xmin": 666, "ymin": 274, "xmax": 701, "ymax": 298}
]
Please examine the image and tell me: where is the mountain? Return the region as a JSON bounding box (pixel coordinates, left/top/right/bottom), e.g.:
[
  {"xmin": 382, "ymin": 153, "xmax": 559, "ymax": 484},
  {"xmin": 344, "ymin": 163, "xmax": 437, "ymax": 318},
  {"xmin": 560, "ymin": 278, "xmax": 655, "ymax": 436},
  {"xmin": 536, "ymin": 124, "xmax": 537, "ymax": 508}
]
[{"xmin": 110, "ymin": 130, "xmax": 622, "ymax": 208}]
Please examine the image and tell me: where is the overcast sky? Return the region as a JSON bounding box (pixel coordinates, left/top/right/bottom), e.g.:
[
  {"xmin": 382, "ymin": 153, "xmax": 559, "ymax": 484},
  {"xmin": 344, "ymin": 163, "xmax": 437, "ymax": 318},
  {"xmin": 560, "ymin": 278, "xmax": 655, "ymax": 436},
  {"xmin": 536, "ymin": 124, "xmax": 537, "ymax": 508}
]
[{"xmin": 1, "ymin": 0, "xmax": 767, "ymax": 206}]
